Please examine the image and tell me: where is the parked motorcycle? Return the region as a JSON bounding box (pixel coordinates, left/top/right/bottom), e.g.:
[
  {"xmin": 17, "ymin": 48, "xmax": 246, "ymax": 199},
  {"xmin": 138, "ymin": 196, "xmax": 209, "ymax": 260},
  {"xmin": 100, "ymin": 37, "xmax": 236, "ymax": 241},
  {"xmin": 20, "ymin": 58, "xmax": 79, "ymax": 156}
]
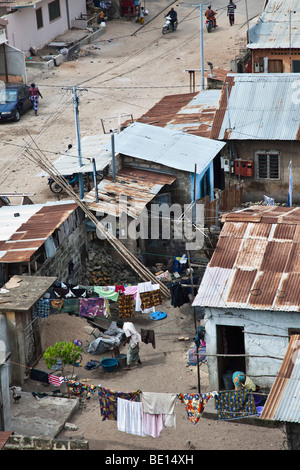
[
  {"xmin": 162, "ymin": 16, "xmax": 178, "ymax": 34},
  {"xmin": 48, "ymin": 173, "xmax": 89, "ymax": 194}
]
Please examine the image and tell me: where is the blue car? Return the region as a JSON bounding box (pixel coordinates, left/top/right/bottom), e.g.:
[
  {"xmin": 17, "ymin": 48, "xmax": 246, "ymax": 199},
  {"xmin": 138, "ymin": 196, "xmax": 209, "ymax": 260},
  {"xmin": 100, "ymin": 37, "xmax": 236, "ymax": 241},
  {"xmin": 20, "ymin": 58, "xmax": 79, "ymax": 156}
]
[{"xmin": 0, "ymin": 84, "xmax": 33, "ymax": 122}]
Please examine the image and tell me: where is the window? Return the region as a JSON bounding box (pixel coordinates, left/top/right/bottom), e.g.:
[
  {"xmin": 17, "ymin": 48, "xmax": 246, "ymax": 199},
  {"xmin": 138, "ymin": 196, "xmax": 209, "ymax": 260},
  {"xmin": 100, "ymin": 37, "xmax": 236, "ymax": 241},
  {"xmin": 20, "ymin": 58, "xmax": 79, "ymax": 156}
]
[
  {"xmin": 48, "ymin": 0, "xmax": 61, "ymax": 22},
  {"xmin": 256, "ymin": 152, "xmax": 280, "ymax": 180},
  {"xmin": 36, "ymin": 8, "xmax": 43, "ymax": 29}
]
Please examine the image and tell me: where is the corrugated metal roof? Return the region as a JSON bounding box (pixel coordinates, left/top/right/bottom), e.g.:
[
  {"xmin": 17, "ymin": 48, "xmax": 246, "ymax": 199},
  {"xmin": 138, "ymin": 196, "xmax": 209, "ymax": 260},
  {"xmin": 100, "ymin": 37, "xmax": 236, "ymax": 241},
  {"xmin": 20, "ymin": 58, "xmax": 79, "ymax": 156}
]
[
  {"xmin": 114, "ymin": 122, "xmax": 226, "ymax": 174},
  {"xmin": 260, "ymin": 334, "xmax": 300, "ymax": 422},
  {"xmin": 0, "ymin": 201, "xmax": 78, "ymax": 263},
  {"xmin": 84, "ymin": 167, "xmax": 176, "ymax": 219},
  {"xmin": 248, "ymin": 0, "xmax": 300, "ymax": 49},
  {"xmin": 192, "ymin": 205, "xmax": 300, "ymax": 311},
  {"xmin": 211, "ymin": 74, "xmax": 300, "ymax": 141},
  {"xmin": 38, "ymin": 134, "xmax": 112, "ymax": 177},
  {"xmin": 136, "ymin": 90, "xmax": 221, "ymax": 138}
]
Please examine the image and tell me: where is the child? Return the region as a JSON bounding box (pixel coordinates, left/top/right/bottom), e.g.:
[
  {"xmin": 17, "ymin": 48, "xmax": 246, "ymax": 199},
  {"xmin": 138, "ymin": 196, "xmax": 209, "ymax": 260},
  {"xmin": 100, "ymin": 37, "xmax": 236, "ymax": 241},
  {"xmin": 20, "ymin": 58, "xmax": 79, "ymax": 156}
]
[{"xmin": 139, "ymin": 6, "xmax": 144, "ymax": 24}]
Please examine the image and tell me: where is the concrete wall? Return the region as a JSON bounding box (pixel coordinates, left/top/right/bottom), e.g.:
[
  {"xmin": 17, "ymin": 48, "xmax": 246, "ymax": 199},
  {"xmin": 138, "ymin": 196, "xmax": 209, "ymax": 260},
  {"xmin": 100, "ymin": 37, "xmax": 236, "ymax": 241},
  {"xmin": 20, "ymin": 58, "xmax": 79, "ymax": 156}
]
[
  {"xmin": 223, "ymin": 140, "xmax": 300, "ymax": 203},
  {"xmin": 4, "ymin": 434, "xmax": 88, "ymax": 450},
  {"xmin": 4, "ymin": 0, "xmax": 86, "ymax": 53},
  {"xmin": 36, "ymin": 220, "xmax": 90, "ymax": 285},
  {"xmin": 204, "ymin": 307, "xmax": 300, "ymax": 391}
]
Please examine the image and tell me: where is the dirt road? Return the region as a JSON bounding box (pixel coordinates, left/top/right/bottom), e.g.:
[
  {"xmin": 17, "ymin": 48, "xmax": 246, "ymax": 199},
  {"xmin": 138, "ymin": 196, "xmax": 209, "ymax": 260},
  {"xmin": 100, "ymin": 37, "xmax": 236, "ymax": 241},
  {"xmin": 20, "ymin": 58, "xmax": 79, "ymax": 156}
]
[{"xmin": 1, "ymin": 0, "xmax": 253, "ymax": 203}]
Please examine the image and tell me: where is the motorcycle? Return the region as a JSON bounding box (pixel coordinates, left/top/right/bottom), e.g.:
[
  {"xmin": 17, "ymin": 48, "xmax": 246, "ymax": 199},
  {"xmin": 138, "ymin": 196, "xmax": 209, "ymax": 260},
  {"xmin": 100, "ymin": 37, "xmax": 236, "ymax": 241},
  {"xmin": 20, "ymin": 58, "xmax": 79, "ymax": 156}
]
[
  {"xmin": 162, "ymin": 16, "xmax": 178, "ymax": 34},
  {"xmin": 48, "ymin": 173, "xmax": 90, "ymax": 194},
  {"xmin": 206, "ymin": 18, "xmax": 215, "ymax": 32}
]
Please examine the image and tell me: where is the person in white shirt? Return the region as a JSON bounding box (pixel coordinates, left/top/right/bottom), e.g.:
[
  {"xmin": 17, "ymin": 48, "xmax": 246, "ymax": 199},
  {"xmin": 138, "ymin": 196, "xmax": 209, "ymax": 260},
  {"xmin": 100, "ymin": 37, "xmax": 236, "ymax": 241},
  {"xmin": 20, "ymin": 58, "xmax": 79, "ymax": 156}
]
[{"xmin": 123, "ymin": 322, "xmax": 142, "ymax": 369}]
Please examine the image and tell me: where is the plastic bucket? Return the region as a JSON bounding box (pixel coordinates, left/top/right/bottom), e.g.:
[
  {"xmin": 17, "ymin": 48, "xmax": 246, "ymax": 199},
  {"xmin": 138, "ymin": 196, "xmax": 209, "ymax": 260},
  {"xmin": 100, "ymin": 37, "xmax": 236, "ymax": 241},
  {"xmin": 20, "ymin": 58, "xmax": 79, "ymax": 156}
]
[
  {"xmin": 101, "ymin": 358, "xmax": 118, "ymax": 372},
  {"xmin": 115, "ymin": 354, "xmax": 127, "ymax": 368}
]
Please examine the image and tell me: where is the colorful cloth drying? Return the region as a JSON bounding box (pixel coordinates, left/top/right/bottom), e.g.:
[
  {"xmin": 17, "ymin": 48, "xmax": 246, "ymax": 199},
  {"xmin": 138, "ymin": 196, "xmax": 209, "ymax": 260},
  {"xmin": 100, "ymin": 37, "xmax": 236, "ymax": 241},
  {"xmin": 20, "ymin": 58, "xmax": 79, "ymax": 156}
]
[
  {"xmin": 79, "ymin": 298, "xmax": 108, "ymax": 317},
  {"xmin": 33, "ymin": 299, "xmax": 50, "ymax": 318},
  {"xmin": 98, "ymin": 386, "xmax": 141, "ymax": 421},
  {"xmin": 66, "ymin": 380, "xmax": 97, "ymax": 399},
  {"xmin": 178, "ymin": 393, "xmax": 211, "ymax": 425},
  {"xmin": 118, "ymin": 293, "xmax": 135, "ymax": 318},
  {"xmin": 94, "ymin": 286, "xmax": 119, "ymax": 301},
  {"xmin": 139, "ymin": 288, "xmax": 162, "ymax": 311},
  {"xmin": 215, "ymin": 390, "xmax": 257, "ymax": 420}
]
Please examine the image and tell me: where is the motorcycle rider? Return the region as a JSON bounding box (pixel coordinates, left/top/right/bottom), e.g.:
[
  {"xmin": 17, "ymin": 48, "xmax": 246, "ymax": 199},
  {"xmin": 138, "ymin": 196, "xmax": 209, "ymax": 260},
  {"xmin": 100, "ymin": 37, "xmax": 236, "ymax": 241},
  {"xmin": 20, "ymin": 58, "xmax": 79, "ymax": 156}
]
[
  {"xmin": 165, "ymin": 7, "xmax": 178, "ymax": 30},
  {"xmin": 205, "ymin": 5, "xmax": 217, "ymax": 27}
]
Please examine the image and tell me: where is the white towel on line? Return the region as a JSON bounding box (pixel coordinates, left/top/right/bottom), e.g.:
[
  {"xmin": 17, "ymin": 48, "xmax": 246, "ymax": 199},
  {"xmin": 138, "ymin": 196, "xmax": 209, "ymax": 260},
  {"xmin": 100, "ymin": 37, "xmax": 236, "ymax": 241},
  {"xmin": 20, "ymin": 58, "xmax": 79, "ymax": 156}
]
[
  {"xmin": 117, "ymin": 397, "xmax": 145, "ymax": 437},
  {"xmin": 141, "ymin": 392, "xmax": 177, "ymax": 428}
]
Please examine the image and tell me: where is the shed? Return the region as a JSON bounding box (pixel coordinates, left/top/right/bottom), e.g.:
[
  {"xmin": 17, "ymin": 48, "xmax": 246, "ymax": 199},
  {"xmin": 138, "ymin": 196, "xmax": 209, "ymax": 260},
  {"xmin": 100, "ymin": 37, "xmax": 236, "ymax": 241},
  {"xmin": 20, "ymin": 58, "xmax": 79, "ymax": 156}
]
[
  {"xmin": 192, "ymin": 205, "xmax": 300, "ymax": 391},
  {"xmin": 0, "ymin": 201, "xmax": 87, "ymax": 286},
  {"xmin": 0, "ymin": 275, "xmax": 57, "ymax": 385}
]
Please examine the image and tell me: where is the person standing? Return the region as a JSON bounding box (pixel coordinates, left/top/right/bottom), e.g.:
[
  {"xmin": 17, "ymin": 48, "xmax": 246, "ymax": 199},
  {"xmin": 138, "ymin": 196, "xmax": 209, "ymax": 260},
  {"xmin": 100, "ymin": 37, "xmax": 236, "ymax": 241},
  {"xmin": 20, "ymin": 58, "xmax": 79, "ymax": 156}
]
[
  {"xmin": 139, "ymin": 6, "xmax": 145, "ymax": 24},
  {"xmin": 122, "ymin": 322, "xmax": 142, "ymax": 369},
  {"xmin": 28, "ymin": 82, "xmax": 43, "ymax": 116},
  {"xmin": 227, "ymin": 1, "xmax": 236, "ymax": 26}
]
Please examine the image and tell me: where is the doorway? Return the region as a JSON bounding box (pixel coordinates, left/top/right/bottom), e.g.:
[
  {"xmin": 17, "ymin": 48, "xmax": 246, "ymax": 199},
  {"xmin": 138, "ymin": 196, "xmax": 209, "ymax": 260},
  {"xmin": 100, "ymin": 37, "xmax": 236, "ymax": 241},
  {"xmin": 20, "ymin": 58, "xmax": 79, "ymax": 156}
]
[{"xmin": 217, "ymin": 325, "xmax": 245, "ymax": 390}]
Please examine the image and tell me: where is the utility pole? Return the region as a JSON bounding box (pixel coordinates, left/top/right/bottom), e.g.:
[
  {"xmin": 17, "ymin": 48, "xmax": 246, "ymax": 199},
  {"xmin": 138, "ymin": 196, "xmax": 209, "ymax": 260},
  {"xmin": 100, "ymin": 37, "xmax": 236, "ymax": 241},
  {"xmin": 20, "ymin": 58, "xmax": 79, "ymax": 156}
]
[
  {"xmin": 73, "ymin": 85, "xmax": 84, "ymax": 199},
  {"xmin": 192, "ymin": 4, "xmax": 205, "ymax": 90}
]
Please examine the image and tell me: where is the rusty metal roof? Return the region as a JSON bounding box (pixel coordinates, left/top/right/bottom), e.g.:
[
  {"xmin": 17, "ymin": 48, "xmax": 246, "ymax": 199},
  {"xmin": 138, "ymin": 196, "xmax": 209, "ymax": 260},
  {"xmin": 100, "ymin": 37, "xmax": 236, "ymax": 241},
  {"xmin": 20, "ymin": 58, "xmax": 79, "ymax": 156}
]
[
  {"xmin": 135, "ymin": 90, "xmax": 221, "ymax": 138},
  {"xmin": 192, "ymin": 205, "xmax": 300, "ymax": 311},
  {"xmin": 0, "ymin": 201, "xmax": 78, "ymax": 263},
  {"xmin": 260, "ymin": 334, "xmax": 300, "ymax": 422},
  {"xmin": 84, "ymin": 166, "xmax": 176, "ymax": 219}
]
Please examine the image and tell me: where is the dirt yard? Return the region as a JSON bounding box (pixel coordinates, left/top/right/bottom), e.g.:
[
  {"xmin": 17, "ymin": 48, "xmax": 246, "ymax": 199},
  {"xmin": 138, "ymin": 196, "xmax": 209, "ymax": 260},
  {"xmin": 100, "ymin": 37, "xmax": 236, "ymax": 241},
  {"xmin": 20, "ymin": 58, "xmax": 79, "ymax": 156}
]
[
  {"xmin": 21, "ymin": 298, "xmax": 287, "ymax": 451},
  {"xmin": 1, "ymin": 0, "xmax": 288, "ymax": 452}
]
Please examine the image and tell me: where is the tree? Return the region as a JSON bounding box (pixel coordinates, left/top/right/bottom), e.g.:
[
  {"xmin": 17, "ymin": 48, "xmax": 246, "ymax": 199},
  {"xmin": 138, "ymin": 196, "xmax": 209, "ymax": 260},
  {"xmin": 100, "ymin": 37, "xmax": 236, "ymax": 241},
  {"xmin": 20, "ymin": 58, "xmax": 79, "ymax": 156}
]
[{"xmin": 43, "ymin": 341, "xmax": 82, "ymax": 385}]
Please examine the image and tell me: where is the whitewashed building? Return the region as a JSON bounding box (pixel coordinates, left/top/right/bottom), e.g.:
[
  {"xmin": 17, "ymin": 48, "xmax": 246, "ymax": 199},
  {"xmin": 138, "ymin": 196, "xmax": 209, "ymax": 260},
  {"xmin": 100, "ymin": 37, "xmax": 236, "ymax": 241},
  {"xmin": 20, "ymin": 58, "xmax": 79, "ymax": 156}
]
[
  {"xmin": 0, "ymin": 0, "xmax": 86, "ymax": 53},
  {"xmin": 192, "ymin": 205, "xmax": 300, "ymax": 391}
]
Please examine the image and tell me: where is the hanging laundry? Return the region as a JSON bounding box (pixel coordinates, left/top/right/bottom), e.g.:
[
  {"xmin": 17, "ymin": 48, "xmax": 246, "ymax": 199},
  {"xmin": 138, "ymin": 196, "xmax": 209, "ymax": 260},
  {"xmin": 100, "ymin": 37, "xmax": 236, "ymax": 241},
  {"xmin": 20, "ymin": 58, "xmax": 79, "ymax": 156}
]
[
  {"xmin": 117, "ymin": 397, "xmax": 145, "ymax": 437},
  {"xmin": 141, "ymin": 329, "xmax": 156, "ymax": 349},
  {"xmin": 98, "ymin": 386, "xmax": 141, "ymax": 421},
  {"xmin": 215, "ymin": 390, "xmax": 257, "ymax": 420},
  {"xmin": 30, "ymin": 369, "xmax": 49, "ymax": 384},
  {"xmin": 142, "ymin": 411, "xmax": 165, "ymax": 438},
  {"xmin": 66, "ymin": 380, "xmax": 97, "ymax": 399},
  {"xmin": 33, "ymin": 299, "xmax": 50, "ymax": 318},
  {"xmin": 48, "ymin": 374, "xmax": 65, "ymax": 387},
  {"xmin": 115, "ymin": 285, "xmax": 125, "ymax": 293},
  {"xmin": 79, "ymin": 298, "xmax": 108, "ymax": 317},
  {"xmin": 139, "ymin": 288, "xmax": 162, "ymax": 311},
  {"xmin": 169, "ymin": 282, "xmax": 190, "ymax": 308},
  {"xmin": 118, "ymin": 293, "xmax": 135, "ymax": 318},
  {"xmin": 62, "ymin": 298, "xmax": 80, "ymax": 315},
  {"xmin": 177, "ymin": 393, "xmax": 211, "ymax": 425},
  {"xmin": 136, "ymin": 282, "xmax": 160, "ymax": 313},
  {"xmin": 124, "ymin": 285, "xmax": 138, "ymax": 299},
  {"xmin": 70, "ymin": 287, "xmax": 87, "ymax": 298},
  {"xmin": 50, "ymin": 299, "xmax": 64, "ymax": 314},
  {"xmin": 53, "ymin": 288, "xmax": 71, "ymax": 298},
  {"xmin": 94, "ymin": 286, "xmax": 119, "ymax": 301},
  {"xmin": 188, "ymin": 344, "xmax": 206, "ymax": 366},
  {"xmin": 141, "ymin": 392, "xmax": 177, "ymax": 428}
]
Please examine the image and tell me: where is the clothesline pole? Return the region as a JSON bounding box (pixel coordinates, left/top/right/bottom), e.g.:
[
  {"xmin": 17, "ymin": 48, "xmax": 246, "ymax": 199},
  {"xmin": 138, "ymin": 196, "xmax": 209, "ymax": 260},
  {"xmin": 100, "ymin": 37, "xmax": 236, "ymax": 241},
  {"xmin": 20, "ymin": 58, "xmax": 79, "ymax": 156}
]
[{"xmin": 187, "ymin": 250, "xmax": 201, "ymax": 394}]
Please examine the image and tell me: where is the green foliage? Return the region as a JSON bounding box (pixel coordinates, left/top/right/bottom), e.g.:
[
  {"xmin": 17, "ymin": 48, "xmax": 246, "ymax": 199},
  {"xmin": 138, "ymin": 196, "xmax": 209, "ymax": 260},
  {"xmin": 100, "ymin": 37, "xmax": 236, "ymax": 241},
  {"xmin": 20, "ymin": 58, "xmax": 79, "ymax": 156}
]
[{"xmin": 43, "ymin": 341, "xmax": 82, "ymax": 370}]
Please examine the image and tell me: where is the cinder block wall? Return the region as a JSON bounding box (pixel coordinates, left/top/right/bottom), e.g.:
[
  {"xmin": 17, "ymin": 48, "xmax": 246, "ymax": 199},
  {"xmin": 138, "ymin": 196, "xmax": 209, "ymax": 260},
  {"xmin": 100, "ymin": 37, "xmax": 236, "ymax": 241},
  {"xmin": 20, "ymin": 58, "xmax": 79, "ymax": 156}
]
[{"xmin": 36, "ymin": 223, "xmax": 90, "ymax": 284}]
